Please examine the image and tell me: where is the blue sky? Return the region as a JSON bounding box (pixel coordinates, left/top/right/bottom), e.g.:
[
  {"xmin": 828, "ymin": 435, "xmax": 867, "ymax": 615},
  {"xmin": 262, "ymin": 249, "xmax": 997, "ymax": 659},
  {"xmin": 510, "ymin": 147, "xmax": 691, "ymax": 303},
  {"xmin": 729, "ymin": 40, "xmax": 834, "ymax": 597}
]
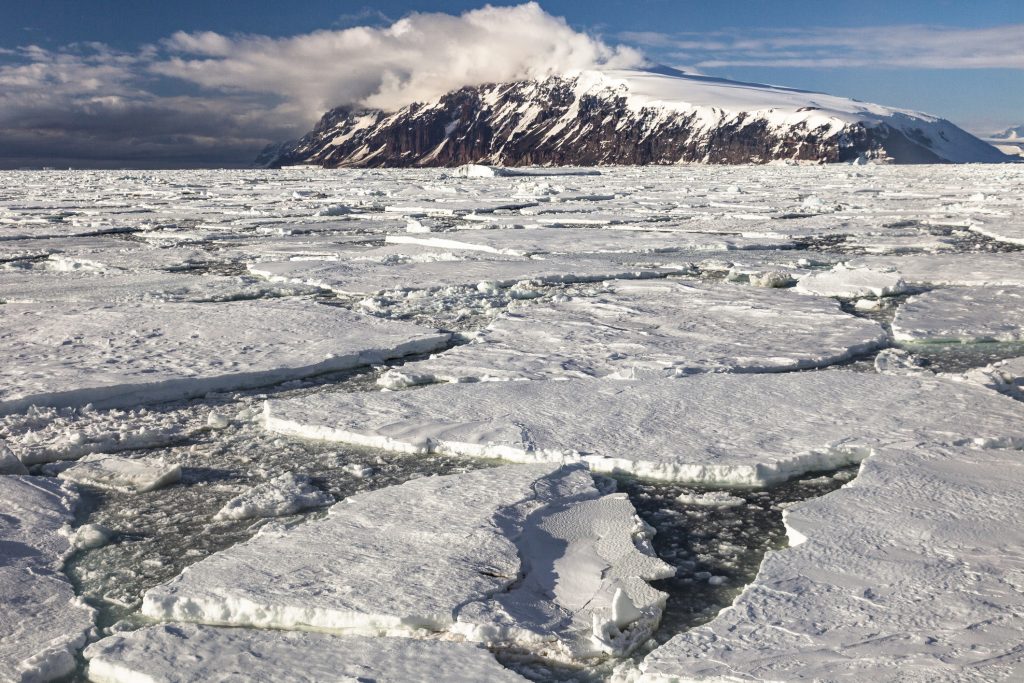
[{"xmin": 1, "ymin": 1, "xmax": 1021, "ymax": 167}]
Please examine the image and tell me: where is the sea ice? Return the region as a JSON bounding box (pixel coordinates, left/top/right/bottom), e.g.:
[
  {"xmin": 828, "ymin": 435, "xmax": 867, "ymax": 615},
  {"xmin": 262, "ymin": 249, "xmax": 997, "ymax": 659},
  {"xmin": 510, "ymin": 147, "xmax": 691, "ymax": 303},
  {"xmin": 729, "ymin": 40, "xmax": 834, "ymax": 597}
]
[
  {"xmin": 970, "ymin": 218, "xmax": 1024, "ymax": 246},
  {"xmin": 264, "ymin": 372, "xmax": 1024, "ymax": 485},
  {"xmin": 213, "ymin": 472, "xmax": 333, "ymax": 521},
  {"xmin": 142, "ymin": 463, "xmax": 671, "ymax": 659},
  {"xmin": 892, "ymin": 286, "xmax": 1024, "ymax": 343},
  {"xmin": 85, "ymin": 624, "xmax": 527, "ymax": 683},
  {"xmin": 795, "ymin": 263, "xmax": 908, "ymax": 298},
  {"xmin": 847, "ymin": 253, "xmax": 1024, "ymax": 287},
  {"xmin": 379, "ymin": 280, "xmax": 886, "ymax": 386},
  {"xmin": 0, "ymin": 476, "xmax": 94, "ymax": 682},
  {"xmin": 58, "ymin": 454, "xmax": 182, "ymax": 493},
  {"xmin": 632, "ymin": 445, "xmax": 1024, "ymax": 681},
  {"xmin": 0, "ymin": 298, "xmax": 449, "ymax": 414},
  {"xmin": 0, "ymin": 438, "xmax": 28, "ymax": 475}
]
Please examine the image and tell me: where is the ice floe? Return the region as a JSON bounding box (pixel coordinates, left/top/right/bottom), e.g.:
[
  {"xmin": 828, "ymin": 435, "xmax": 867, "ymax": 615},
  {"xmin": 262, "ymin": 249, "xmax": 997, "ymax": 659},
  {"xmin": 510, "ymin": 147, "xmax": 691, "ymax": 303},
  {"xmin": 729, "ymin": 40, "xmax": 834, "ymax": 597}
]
[
  {"xmin": 0, "ymin": 476, "xmax": 94, "ymax": 682},
  {"xmin": 379, "ymin": 280, "xmax": 886, "ymax": 386},
  {"xmin": 142, "ymin": 463, "xmax": 671, "ymax": 659},
  {"xmin": 85, "ymin": 624, "xmax": 527, "ymax": 683},
  {"xmin": 213, "ymin": 472, "xmax": 333, "ymax": 521},
  {"xmin": 632, "ymin": 445, "xmax": 1024, "ymax": 681},
  {"xmin": 0, "ymin": 298, "xmax": 449, "ymax": 414},
  {"xmin": 893, "ymin": 286, "xmax": 1024, "ymax": 343},
  {"xmin": 58, "ymin": 454, "xmax": 182, "ymax": 493},
  {"xmin": 795, "ymin": 263, "xmax": 908, "ymax": 298},
  {"xmin": 265, "ymin": 372, "xmax": 1024, "ymax": 485}
]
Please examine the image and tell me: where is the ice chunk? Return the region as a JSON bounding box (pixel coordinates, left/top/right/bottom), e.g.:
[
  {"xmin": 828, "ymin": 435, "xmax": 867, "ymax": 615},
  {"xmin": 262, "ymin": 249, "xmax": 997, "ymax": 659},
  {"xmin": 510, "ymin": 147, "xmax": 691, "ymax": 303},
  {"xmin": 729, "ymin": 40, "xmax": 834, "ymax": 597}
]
[
  {"xmin": 213, "ymin": 473, "xmax": 333, "ymax": 521},
  {"xmin": 0, "ymin": 438, "xmax": 28, "ymax": 475},
  {"xmin": 893, "ymin": 286, "xmax": 1024, "ymax": 343},
  {"xmin": 873, "ymin": 348, "xmax": 929, "ymax": 376},
  {"xmin": 379, "ymin": 280, "xmax": 886, "ymax": 386},
  {"xmin": 0, "ymin": 298, "xmax": 449, "ymax": 415},
  {"xmin": 847, "ymin": 253, "xmax": 1024, "ymax": 287},
  {"xmin": 795, "ymin": 263, "xmax": 908, "ymax": 298},
  {"xmin": 634, "ymin": 445, "xmax": 1024, "ymax": 681},
  {"xmin": 85, "ymin": 624, "xmax": 527, "ymax": 683},
  {"xmin": 0, "ymin": 476, "xmax": 94, "ymax": 681},
  {"xmin": 58, "ymin": 454, "xmax": 182, "ymax": 493},
  {"xmin": 675, "ymin": 490, "xmax": 746, "ymax": 508},
  {"xmin": 265, "ymin": 372, "xmax": 1024, "ymax": 485},
  {"xmin": 142, "ymin": 463, "xmax": 669, "ymax": 660},
  {"xmin": 970, "ymin": 218, "xmax": 1024, "ymax": 246}
]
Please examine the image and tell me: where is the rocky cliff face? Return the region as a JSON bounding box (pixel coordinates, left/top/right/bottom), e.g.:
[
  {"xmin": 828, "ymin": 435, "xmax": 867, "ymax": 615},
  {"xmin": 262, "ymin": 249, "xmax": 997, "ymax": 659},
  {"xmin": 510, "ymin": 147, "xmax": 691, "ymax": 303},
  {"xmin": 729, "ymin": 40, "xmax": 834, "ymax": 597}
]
[{"xmin": 262, "ymin": 69, "xmax": 1010, "ymax": 167}]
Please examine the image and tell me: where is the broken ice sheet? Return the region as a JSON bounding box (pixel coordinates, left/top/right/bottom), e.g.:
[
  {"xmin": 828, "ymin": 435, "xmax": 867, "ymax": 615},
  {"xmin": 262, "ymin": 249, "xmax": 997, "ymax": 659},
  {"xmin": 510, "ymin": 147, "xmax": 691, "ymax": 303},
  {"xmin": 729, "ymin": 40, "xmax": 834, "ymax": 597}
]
[
  {"xmin": 265, "ymin": 371, "xmax": 1024, "ymax": 485},
  {"xmin": 795, "ymin": 263, "xmax": 908, "ymax": 298},
  {"xmin": 848, "ymin": 252, "xmax": 1024, "ymax": 287},
  {"xmin": 379, "ymin": 279, "xmax": 887, "ymax": 386},
  {"xmin": 85, "ymin": 624, "xmax": 527, "ymax": 683},
  {"xmin": 0, "ymin": 298, "xmax": 449, "ymax": 414},
  {"xmin": 633, "ymin": 445, "xmax": 1024, "ymax": 681},
  {"xmin": 893, "ymin": 286, "xmax": 1024, "ymax": 343},
  {"xmin": 0, "ymin": 476, "xmax": 94, "ymax": 682},
  {"xmin": 213, "ymin": 472, "xmax": 333, "ymax": 521},
  {"xmin": 142, "ymin": 463, "xmax": 672, "ymax": 661}
]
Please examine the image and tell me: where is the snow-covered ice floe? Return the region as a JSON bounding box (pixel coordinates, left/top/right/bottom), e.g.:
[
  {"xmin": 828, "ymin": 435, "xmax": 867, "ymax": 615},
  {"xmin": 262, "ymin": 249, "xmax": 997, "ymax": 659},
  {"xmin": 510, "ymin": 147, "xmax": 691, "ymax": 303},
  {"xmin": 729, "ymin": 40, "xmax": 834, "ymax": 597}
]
[
  {"xmin": 58, "ymin": 453, "xmax": 182, "ymax": 493},
  {"xmin": 265, "ymin": 372, "xmax": 1024, "ymax": 485},
  {"xmin": 848, "ymin": 253, "xmax": 1024, "ymax": 287},
  {"xmin": 141, "ymin": 463, "xmax": 673, "ymax": 660},
  {"xmin": 893, "ymin": 286, "xmax": 1024, "ymax": 343},
  {"xmin": 631, "ymin": 444, "xmax": 1024, "ymax": 682},
  {"xmin": 970, "ymin": 218, "xmax": 1024, "ymax": 246},
  {"xmin": 795, "ymin": 263, "xmax": 908, "ymax": 298},
  {"xmin": 0, "ymin": 476, "xmax": 94, "ymax": 682},
  {"xmin": 380, "ymin": 280, "xmax": 886, "ymax": 386},
  {"xmin": 0, "ymin": 298, "xmax": 449, "ymax": 415},
  {"xmin": 85, "ymin": 624, "xmax": 527, "ymax": 683}
]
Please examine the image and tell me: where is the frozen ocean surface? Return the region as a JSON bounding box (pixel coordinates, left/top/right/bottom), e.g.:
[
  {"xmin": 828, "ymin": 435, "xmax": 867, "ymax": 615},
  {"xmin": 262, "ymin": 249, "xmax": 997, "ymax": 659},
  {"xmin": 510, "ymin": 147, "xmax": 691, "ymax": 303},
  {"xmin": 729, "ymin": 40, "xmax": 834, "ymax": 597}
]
[{"xmin": 1, "ymin": 165, "xmax": 1024, "ymax": 682}]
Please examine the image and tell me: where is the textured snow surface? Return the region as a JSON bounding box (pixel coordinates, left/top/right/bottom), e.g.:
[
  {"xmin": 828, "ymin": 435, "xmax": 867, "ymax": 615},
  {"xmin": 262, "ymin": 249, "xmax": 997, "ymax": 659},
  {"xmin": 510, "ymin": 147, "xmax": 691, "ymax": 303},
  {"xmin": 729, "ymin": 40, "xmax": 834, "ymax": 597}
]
[
  {"xmin": 0, "ymin": 476, "xmax": 94, "ymax": 682},
  {"xmin": 0, "ymin": 298, "xmax": 448, "ymax": 414},
  {"xmin": 85, "ymin": 624, "xmax": 526, "ymax": 683},
  {"xmin": 142, "ymin": 463, "xmax": 671, "ymax": 658},
  {"xmin": 381, "ymin": 279, "xmax": 885, "ymax": 386},
  {"xmin": 893, "ymin": 286, "xmax": 1024, "ymax": 343},
  {"xmin": 634, "ymin": 445, "xmax": 1024, "ymax": 682},
  {"xmin": 266, "ymin": 372, "xmax": 1024, "ymax": 485},
  {"xmin": 849, "ymin": 253, "xmax": 1024, "ymax": 287}
]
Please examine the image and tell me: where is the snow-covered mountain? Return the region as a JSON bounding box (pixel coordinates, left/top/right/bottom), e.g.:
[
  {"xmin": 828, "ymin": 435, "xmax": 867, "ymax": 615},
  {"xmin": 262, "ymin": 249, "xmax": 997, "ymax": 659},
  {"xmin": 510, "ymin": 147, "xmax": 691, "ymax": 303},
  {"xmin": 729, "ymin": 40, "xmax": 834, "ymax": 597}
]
[
  {"xmin": 985, "ymin": 125, "xmax": 1024, "ymax": 158},
  {"xmin": 262, "ymin": 67, "xmax": 1012, "ymax": 167}
]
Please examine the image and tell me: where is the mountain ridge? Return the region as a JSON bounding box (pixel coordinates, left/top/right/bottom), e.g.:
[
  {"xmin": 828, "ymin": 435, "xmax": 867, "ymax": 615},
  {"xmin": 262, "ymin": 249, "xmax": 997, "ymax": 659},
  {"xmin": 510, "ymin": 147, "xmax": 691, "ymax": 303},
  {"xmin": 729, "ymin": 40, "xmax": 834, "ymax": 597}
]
[{"xmin": 261, "ymin": 67, "xmax": 1012, "ymax": 167}]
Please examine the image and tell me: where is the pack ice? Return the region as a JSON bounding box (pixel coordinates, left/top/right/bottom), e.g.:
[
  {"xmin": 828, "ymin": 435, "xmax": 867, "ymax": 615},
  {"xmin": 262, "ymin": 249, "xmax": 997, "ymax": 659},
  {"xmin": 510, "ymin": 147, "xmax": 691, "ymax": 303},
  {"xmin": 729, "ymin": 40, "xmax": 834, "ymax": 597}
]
[
  {"xmin": 265, "ymin": 372, "xmax": 1024, "ymax": 485},
  {"xmin": 632, "ymin": 445, "xmax": 1024, "ymax": 682},
  {"xmin": 141, "ymin": 463, "xmax": 673, "ymax": 660},
  {"xmin": 380, "ymin": 280, "xmax": 886, "ymax": 386},
  {"xmin": 0, "ymin": 476, "xmax": 94, "ymax": 682},
  {"xmin": 85, "ymin": 625, "xmax": 527, "ymax": 683},
  {"xmin": 0, "ymin": 298, "xmax": 449, "ymax": 415}
]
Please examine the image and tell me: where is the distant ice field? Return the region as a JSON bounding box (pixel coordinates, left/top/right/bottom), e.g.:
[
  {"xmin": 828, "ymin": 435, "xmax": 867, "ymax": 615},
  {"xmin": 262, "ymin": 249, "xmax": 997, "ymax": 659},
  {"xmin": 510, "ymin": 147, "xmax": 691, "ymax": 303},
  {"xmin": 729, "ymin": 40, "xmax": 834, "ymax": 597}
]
[{"xmin": 1, "ymin": 165, "xmax": 1023, "ymax": 683}]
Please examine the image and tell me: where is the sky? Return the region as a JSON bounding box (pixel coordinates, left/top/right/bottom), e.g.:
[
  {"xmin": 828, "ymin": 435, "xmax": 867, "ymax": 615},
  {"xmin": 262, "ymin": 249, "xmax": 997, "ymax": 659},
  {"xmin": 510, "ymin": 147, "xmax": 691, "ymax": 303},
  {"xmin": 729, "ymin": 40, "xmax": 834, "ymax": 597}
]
[{"xmin": 1, "ymin": 1, "xmax": 1021, "ymax": 168}]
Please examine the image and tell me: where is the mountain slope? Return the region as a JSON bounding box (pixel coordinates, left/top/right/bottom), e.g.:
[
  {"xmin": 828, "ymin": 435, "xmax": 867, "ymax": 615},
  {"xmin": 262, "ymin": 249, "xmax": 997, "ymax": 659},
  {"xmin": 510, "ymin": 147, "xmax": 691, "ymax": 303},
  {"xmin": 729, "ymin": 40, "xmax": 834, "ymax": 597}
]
[{"xmin": 264, "ymin": 67, "xmax": 1011, "ymax": 167}]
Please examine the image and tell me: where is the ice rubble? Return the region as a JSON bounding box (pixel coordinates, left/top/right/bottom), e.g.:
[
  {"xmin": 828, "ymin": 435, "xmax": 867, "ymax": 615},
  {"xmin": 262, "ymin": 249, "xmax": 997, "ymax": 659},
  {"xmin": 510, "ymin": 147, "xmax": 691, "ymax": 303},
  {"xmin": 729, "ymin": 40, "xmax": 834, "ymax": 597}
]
[
  {"xmin": 0, "ymin": 438, "xmax": 28, "ymax": 474},
  {"xmin": 0, "ymin": 476, "xmax": 94, "ymax": 682},
  {"xmin": 85, "ymin": 625, "xmax": 527, "ymax": 683},
  {"xmin": 58, "ymin": 454, "xmax": 182, "ymax": 493},
  {"xmin": 387, "ymin": 228, "xmax": 793, "ymax": 256},
  {"xmin": 265, "ymin": 372, "xmax": 1024, "ymax": 485},
  {"xmin": 0, "ymin": 298, "xmax": 449, "ymax": 415},
  {"xmin": 142, "ymin": 463, "xmax": 672, "ymax": 659},
  {"xmin": 379, "ymin": 279, "xmax": 886, "ymax": 386},
  {"xmin": 795, "ymin": 263, "xmax": 908, "ymax": 298},
  {"xmin": 213, "ymin": 472, "xmax": 333, "ymax": 521},
  {"xmin": 632, "ymin": 445, "xmax": 1024, "ymax": 682},
  {"xmin": 892, "ymin": 286, "xmax": 1024, "ymax": 343}
]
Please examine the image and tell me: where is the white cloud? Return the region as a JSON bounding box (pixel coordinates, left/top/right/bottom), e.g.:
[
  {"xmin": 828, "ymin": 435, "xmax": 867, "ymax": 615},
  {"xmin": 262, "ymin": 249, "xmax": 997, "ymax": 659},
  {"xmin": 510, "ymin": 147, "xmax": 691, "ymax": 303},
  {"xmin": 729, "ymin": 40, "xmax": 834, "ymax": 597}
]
[
  {"xmin": 154, "ymin": 3, "xmax": 643, "ymax": 117},
  {"xmin": 622, "ymin": 24, "xmax": 1024, "ymax": 70},
  {"xmin": 0, "ymin": 3, "xmax": 639, "ymax": 167}
]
